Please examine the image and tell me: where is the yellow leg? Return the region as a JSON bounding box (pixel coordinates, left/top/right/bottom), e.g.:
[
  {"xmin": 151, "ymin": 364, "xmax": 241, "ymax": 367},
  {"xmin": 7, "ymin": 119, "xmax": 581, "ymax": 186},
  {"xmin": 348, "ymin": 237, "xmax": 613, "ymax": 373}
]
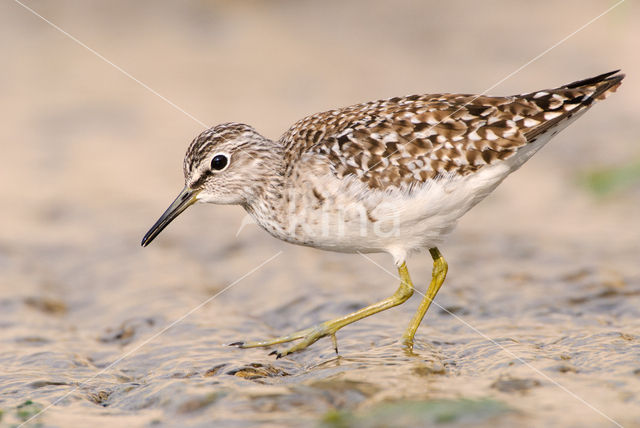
[
  {"xmin": 402, "ymin": 247, "xmax": 448, "ymax": 347},
  {"xmin": 231, "ymin": 263, "xmax": 415, "ymax": 358}
]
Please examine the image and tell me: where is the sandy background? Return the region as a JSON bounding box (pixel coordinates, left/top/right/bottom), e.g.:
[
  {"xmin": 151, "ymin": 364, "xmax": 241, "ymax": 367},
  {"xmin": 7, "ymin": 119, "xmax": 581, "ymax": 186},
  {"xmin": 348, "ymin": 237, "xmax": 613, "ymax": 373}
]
[{"xmin": 1, "ymin": 1, "xmax": 639, "ymax": 427}]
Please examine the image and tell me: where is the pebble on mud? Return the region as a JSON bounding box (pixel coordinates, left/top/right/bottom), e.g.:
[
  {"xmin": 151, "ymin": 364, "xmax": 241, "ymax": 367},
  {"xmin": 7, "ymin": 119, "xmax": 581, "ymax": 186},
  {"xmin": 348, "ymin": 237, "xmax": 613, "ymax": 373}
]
[
  {"xmin": 24, "ymin": 297, "xmax": 67, "ymax": 315},
  {"xmin": 491, "ymin": 377, "xmax": 541, "ymax": 393},
  {"xmin": 227, "ymin": 363, "xmax": 289, "ymax": 379}
]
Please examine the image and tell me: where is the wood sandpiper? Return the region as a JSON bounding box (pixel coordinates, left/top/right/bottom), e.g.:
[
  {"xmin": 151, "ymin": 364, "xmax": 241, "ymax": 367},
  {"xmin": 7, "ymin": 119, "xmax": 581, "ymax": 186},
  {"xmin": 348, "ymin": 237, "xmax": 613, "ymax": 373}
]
[{"xmin": 142, "ymin": 70, "xmax": 624, "ymax": 358}]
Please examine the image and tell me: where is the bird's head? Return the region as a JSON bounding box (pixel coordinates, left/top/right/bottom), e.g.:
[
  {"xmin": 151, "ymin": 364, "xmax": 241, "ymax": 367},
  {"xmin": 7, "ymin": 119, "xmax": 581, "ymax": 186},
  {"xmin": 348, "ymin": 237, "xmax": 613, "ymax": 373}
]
[{"xmin": 141, "ymin": 122, "xmax": 281, "ymax": 246}]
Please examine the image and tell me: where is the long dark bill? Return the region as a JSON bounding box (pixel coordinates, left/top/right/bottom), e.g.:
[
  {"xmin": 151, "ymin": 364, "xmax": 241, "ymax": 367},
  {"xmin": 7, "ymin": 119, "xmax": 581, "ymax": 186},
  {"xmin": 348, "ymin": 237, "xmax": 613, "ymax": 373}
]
[{"xmin": 141, "ymin": 187, "xmax": 199, "ymax": 247}]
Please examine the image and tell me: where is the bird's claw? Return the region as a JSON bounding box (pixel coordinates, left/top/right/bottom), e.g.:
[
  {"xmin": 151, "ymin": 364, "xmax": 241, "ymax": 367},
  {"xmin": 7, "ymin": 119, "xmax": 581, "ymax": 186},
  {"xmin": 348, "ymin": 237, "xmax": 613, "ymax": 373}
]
[{"xmin": 266, "ymin": 348, "xmax": 285, "ymax": 359}]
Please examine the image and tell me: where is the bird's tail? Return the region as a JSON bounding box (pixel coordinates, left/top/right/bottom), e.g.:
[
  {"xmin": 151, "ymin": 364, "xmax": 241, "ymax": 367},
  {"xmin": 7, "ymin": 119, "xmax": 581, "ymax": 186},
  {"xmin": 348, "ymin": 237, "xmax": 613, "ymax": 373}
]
[{"xmin": 522, "ymin": 70, "xmax": 624, "ymax": 141}]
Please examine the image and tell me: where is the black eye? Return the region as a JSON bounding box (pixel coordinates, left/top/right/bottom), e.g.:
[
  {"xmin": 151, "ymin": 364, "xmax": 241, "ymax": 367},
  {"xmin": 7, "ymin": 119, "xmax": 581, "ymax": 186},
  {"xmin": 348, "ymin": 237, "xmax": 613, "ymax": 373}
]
[{"xmin": 210, "ymin": 154, "xmax": 228, "ymax": 171}]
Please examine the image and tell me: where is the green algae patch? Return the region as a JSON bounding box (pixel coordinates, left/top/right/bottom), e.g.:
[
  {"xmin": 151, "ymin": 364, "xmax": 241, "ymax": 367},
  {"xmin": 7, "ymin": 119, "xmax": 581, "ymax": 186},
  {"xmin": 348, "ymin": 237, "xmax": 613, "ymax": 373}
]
[
  {"xmin": 579, "ymin": 160, "xmax": 640, "ymax": 196},
  {"xmin": 16, "ymin": 400, "xmax": 43, "ymax": 423},
  {"xmin": 321, "ymin": 398, "xmax": 512, "ymax": 427}
]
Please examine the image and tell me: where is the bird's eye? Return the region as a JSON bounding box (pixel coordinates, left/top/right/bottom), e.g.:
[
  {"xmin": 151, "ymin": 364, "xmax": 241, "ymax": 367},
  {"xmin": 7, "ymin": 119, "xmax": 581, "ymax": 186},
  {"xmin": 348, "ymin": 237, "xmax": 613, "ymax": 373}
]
[{"xmin": 210, "ymin": 154, "xmax": 228, "ymax": 171}]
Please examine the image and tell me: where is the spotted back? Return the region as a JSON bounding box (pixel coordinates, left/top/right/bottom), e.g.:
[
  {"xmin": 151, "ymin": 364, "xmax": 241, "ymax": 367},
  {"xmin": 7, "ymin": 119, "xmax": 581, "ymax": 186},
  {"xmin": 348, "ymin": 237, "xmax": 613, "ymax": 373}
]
[{"xmin": 280, "ymin": 70, "xmax": 623, "ymax": 190}]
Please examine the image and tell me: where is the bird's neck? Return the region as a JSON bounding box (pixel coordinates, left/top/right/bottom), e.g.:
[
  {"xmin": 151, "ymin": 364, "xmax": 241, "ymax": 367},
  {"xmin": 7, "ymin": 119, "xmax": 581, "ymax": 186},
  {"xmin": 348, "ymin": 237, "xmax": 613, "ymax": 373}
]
[{"xmin": 241, "ymin": 138, "xmax": 286, "ymax": 219}]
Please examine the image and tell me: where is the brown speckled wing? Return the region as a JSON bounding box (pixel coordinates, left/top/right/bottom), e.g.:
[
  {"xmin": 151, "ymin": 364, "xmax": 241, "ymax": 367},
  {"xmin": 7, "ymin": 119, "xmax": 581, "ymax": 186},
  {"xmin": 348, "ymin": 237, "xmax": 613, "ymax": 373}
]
[{"xmin": 280, "ymin": 71, "xmax": 623, "ymax": 190}]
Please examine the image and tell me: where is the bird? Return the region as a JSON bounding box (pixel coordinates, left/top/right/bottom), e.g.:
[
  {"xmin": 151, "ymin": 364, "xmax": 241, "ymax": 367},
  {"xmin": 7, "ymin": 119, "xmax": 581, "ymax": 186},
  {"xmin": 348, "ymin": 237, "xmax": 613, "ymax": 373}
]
[{"xmin": 141, "ymin": 70, "xmax": 624, "ymax": 358}]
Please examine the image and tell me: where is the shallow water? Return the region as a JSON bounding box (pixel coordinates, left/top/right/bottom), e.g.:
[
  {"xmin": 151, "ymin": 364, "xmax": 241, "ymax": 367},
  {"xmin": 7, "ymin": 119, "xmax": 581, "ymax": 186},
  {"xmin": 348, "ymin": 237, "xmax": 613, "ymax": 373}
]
[
  {"xmin": 2, "ymin": 227, "xmax": 640, "ymax": 427},
  {"xmin": 2, "ymin": 1, "xmax": 640, "ymax": 427}
]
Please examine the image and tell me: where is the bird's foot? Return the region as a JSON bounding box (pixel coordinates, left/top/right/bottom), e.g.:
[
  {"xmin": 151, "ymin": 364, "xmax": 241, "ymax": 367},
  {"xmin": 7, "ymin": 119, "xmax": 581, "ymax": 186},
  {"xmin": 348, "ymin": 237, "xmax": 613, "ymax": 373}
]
[{"xmin": 228, "ymin": 322, "xmax": 339, "ymax": 358}]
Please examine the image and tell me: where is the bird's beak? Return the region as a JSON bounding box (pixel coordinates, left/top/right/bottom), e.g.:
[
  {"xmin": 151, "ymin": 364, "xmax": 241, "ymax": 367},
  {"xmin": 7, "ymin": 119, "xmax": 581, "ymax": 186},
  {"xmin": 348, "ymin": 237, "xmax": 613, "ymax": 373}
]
[{"xmin": 141, "ymin": 186, "xmax": 199, "ymax": 247}]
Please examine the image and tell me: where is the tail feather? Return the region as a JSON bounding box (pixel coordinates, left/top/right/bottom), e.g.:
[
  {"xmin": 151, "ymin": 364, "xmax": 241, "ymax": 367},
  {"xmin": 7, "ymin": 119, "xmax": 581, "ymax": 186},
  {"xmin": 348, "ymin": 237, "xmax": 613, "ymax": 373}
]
[
  {"xmin": 523, "ymin": 70, "xmax": 624, "ymax": 141},
  {"xmin": 563, "ymin": 69, "xmax": 622, "ymax": 89}
]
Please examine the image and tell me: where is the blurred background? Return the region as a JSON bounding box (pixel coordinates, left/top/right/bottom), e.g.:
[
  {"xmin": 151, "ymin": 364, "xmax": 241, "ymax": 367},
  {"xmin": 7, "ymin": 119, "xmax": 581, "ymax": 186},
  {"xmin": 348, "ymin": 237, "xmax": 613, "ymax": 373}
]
[{"xmin": 1, "ymin": 1, "xmax": 639, "ymax": 427}]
